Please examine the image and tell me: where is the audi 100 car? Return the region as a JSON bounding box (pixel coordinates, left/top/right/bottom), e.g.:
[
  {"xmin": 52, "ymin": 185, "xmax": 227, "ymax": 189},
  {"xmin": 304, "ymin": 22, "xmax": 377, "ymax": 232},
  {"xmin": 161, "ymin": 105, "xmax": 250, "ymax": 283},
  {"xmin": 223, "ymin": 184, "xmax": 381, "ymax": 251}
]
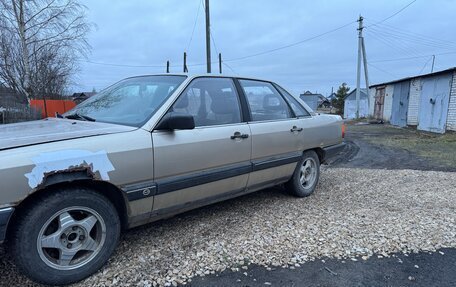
[{"xmin": 0, "ymin": 75, "xmax": 344, "ymax": 285}]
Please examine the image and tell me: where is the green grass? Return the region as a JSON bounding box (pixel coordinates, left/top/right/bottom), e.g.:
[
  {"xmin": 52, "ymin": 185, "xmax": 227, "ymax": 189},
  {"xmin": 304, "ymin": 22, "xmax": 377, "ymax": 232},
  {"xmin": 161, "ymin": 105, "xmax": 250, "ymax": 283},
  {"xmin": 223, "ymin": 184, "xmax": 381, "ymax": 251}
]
[{"xmin": 348, "ymin": 124, "xmax": 456, "ymax": 168}]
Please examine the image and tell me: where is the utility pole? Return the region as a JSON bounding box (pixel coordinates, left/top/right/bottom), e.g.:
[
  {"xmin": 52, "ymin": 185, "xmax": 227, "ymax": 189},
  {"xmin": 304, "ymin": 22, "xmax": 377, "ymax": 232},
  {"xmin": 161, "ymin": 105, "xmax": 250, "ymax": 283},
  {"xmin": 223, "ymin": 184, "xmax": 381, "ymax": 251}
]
[
  {"xmin": 431, "ymin": 54, "xmax": 435, "ymax": 73},
  {"xmin": 205, "ymin": 0, "xmax": 211, "ymax": 73},
  {"xmin": 361, "ymin": 37, "xmax": 370, "ymax": 111},
  {"xmin": 355, "ymin": 15, "xmax": 363, "ymax": 119}
]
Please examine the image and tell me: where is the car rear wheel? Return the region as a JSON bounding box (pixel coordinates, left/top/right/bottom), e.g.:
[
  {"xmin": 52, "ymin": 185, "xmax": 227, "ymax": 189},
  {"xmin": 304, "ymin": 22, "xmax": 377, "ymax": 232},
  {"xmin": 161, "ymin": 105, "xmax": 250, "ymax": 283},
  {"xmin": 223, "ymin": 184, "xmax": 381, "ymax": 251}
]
[
  {"xmin": 11, "ymin": 188, "xmax": 120, "ymax": 286},
  {"xmin": 286, "ymin": 150, "xmax": 320, "ymax": 197}
]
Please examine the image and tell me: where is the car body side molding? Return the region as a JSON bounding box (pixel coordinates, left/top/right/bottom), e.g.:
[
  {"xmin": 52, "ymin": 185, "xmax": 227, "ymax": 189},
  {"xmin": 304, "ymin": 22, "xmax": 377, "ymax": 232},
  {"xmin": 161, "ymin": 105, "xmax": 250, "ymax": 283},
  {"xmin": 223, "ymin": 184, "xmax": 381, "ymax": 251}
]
[{"xmin": 123, "ymin": 152, "xmax": 302, "ymax": 201}]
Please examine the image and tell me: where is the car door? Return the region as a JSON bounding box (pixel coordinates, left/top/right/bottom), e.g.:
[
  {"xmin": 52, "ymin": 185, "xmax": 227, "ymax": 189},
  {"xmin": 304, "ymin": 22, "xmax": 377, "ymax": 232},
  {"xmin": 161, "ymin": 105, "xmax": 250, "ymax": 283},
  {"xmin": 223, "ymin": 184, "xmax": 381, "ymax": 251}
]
[
  {"xmin": 237, "ymin": 79, "xmax": 303, "ymax": 192},
  {"xmin": 151, "ymin": 77, "xmax": 251, "ymax": 215}
]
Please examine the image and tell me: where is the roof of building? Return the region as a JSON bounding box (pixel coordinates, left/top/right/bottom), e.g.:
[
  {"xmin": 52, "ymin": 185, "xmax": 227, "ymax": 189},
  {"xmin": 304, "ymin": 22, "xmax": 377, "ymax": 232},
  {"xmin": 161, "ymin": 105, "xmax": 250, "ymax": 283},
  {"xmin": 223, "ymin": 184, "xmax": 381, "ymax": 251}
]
[
  {"xmin": 72, "ymin": 92, "xmax": 97, "ymax": 97},
  {"xmin": 301, "ymin": 90, "xmax": 323, "ymax": 97},
  {"xmin": 344, "ymin": 88, "xmax": 368, "ymax": 100},
  {"xmin": 370, "ymin": 67, "xmax": 456, "ymax": 88}
]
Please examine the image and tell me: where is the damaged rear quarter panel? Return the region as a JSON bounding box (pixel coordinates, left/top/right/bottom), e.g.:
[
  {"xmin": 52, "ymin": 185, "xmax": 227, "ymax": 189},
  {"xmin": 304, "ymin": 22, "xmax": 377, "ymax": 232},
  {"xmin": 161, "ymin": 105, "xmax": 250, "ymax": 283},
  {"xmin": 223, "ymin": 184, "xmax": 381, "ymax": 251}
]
[{"xmin": 0, "ymin": 129, "xmax": 154, "ymax": 216}]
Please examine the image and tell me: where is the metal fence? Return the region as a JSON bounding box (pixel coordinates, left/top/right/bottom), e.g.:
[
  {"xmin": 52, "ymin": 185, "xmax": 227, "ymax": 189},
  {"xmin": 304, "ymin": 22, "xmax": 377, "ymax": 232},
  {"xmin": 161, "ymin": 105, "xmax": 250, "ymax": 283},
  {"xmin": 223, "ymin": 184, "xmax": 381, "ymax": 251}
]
[{"xmin": 0, "ymin": 99, "xmax": 42, "ymax": 124}]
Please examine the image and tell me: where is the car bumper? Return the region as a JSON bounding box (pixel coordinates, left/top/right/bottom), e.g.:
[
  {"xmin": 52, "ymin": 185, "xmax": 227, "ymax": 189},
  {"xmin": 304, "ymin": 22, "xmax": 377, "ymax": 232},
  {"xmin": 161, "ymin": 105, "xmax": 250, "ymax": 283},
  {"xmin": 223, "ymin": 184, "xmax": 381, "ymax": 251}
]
[
  {"xmin": 0, "ymin": 207, "xmax": 14, "ymax": 243},
  {"xmin": 322, "ymin": 142, "xmax": 346, "ymax": 163}
]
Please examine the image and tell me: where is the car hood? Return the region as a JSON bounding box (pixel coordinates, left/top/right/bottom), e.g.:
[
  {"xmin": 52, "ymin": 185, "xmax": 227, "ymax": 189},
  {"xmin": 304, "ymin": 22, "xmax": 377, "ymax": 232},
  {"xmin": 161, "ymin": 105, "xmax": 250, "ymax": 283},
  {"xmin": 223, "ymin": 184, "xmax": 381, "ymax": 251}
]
[{"xmin": 0, "ymin": 118, "xmax": 137, "ymax": 151}]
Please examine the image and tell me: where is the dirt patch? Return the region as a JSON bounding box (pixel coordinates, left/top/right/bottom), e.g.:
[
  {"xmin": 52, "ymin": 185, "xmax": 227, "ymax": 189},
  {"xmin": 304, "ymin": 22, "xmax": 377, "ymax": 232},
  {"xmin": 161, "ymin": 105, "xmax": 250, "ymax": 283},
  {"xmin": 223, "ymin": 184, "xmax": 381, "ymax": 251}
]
[{"xmin": 329, "ymin": 123, "xmax": 456, "ymax": 172}]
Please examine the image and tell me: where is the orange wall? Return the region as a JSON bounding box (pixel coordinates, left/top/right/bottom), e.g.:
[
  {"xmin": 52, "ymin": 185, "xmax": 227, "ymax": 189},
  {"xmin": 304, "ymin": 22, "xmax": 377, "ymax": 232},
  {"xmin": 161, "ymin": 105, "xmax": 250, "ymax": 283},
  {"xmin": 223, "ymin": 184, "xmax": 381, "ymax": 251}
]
[{"xmin": 30, "ymin": 100, "xmax": 76, "ymax": 118}]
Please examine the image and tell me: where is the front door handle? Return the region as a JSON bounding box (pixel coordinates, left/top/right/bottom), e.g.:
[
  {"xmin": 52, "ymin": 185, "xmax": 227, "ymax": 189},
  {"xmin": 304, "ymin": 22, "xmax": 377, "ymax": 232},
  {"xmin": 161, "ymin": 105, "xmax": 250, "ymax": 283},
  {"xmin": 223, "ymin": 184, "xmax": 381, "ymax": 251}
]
[
  {"xmin": 230, "ymin": 131, "xmax": 249, "ymax": 139},
  {"xmin": 290, "ymin": 126, "xmax": 303, "ymax": 132}
]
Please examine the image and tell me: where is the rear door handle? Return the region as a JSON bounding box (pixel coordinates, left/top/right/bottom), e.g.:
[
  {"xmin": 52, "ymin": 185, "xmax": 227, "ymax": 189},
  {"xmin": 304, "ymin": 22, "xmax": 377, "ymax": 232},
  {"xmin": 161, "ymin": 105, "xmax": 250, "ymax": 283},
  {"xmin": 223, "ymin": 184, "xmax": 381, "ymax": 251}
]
[
  {"xmin": 290, "ymin": 126, "xmax": 303, "ymax": 132},
  {"xmin": 231, "ymin": 131, "xmax": 249, "ymax": 139}
]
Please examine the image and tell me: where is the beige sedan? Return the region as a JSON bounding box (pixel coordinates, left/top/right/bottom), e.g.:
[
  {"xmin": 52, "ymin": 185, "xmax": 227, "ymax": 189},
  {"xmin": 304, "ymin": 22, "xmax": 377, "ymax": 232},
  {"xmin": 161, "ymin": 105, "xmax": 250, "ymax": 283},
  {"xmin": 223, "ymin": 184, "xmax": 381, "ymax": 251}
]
[{"xmin": 0, "ymin": 75, "xmax": 345, "ymax": 285}]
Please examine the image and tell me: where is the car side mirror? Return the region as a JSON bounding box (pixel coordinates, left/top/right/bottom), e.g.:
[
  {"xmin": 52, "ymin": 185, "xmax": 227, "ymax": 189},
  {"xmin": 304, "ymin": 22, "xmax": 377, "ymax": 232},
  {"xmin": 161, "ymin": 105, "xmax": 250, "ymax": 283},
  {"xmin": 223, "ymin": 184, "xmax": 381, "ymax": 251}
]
[{"xmin": 155, "ymin": 112, "xmax": 195, "ymax": 130}]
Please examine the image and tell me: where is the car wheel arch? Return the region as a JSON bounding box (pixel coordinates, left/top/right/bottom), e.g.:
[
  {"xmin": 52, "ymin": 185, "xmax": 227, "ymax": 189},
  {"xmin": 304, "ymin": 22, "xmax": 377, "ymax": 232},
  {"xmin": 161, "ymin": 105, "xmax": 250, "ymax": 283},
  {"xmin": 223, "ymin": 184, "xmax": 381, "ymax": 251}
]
[
  {"xmin": 6, "ymin": 174, "xmax": 129, "ymax": 242},
  {"xmin": 308, "ymin": 148, "xmax": 324, "ymax": 164}
]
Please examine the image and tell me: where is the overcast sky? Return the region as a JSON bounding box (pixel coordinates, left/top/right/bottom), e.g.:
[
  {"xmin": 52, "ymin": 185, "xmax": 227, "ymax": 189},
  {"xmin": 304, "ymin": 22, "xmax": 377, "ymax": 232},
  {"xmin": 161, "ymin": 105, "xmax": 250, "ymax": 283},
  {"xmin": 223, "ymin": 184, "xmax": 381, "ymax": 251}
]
[{"xmin": 75, "ymin": 0, "xmax": 456, "ymax": 96}]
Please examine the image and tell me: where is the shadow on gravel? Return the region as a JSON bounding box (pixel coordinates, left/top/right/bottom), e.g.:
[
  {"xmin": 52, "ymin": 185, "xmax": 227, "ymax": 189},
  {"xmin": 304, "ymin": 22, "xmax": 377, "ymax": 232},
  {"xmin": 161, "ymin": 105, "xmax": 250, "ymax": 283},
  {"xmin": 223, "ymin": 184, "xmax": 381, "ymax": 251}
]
[{"xmin": 187, "ymin": 248, "xmax": 456, "ymax": 287}]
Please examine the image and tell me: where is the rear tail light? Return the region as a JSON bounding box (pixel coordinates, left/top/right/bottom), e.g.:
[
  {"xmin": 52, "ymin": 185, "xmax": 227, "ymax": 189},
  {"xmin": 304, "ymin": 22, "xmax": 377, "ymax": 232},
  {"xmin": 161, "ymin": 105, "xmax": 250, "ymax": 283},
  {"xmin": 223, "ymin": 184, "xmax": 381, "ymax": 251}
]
[{"xmin": 341, "ymin": 124, "xmax": 346, "ymax": 138}]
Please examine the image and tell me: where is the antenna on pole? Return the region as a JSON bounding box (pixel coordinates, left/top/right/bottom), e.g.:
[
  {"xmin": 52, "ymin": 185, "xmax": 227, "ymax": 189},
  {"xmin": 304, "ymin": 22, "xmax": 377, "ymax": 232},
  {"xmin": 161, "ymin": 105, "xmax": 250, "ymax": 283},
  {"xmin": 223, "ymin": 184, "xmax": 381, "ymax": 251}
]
[
  {"xmin": 431, "ymin": 55, "xmax": 435, "ymax": 72},
  {"xmin": 183, "ymin": 52, "xmax": 188, "ymax": 73},
  {"xmin": 166, "ymin": 61, "xmax": 170, "ymax": 73},
  {"xmin": 219, "ymin": 53, "xmax": 222, "ymax": 74}
]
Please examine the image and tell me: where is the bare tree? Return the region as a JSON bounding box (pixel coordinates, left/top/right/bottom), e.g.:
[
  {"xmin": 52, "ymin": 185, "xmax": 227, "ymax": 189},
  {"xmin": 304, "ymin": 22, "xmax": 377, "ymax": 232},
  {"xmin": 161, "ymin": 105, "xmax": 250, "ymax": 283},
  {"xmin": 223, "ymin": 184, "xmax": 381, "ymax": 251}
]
[{"xmin": 0, "ymin": 0, "xmax": 90, "ymax": 104}]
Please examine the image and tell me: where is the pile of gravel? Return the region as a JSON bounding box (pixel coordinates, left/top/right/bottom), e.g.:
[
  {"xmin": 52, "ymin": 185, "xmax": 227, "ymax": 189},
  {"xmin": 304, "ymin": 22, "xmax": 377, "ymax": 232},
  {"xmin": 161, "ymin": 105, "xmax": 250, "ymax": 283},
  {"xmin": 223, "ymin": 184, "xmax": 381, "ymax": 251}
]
[{"xmin": 0, "ymin": 168, "xmax": 455, "ymax": 286}]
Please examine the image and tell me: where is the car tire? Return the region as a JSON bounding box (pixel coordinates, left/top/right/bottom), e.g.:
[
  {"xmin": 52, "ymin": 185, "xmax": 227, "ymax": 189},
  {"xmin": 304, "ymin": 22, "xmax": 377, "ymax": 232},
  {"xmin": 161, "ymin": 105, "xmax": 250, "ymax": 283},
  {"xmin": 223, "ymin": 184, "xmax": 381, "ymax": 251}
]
[
  {"xmin": 10, "ymin": 187, "xmax": 121, "ymax": 286},
  {"xmin": 285, "ymin": 150, "xmax": 320, "ymax": 197}
]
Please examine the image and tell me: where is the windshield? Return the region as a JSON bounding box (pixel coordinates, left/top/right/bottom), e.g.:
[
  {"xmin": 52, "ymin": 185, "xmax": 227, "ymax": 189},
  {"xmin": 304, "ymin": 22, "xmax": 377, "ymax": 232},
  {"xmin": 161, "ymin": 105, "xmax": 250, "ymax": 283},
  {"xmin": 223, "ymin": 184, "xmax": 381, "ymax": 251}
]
[{"xmin": 66, "ymin": 75, "xmax": 187, "ymax": 126}]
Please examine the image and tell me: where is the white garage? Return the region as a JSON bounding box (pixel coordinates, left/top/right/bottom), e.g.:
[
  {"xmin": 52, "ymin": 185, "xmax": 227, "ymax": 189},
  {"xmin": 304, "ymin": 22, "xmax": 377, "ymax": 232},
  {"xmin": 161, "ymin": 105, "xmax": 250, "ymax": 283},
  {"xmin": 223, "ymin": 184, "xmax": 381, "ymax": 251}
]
[{"xmin": 344, "ymin": 88, "xmax": 369, "ymax": 119}]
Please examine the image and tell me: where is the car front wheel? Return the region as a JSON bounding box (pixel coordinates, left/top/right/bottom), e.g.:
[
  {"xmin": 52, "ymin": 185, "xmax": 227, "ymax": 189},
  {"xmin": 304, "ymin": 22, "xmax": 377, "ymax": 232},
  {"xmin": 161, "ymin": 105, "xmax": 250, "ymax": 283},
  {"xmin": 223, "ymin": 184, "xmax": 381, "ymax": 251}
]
[
  {"xmin": 11, "ymin": 187, "xmax": 120, "ymax": 286},
  {"xmin": 286, "ymin": 150, "xmax": 320, "ymax": 197}
]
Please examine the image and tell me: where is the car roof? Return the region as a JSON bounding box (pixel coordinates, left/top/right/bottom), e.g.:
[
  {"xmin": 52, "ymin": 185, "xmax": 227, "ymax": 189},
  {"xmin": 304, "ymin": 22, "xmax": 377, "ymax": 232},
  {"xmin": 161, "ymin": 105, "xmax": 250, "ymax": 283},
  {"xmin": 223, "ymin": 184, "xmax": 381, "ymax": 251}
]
[{"xmin": 123, "ymin": 73, "xmax": 275, "ymax": 83}]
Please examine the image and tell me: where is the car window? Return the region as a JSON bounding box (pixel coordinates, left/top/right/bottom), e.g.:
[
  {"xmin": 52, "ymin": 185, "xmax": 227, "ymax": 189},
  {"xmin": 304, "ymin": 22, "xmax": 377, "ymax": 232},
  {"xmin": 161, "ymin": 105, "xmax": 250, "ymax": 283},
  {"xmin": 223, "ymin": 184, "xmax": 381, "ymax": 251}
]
[
  {"xmin": 67, "ymin": 75, "xmax": 186, "ymax": 127},
  {"xmin": 172, "ymin": 78, "xmax": 242, "ymax": 127},
  {"xmin": 275, "ymin": 85, "xmax": 311, "ymax": 117},
  {"xmin": 239, "ymin": 80, "xmax": 292, "ymax": 121}
]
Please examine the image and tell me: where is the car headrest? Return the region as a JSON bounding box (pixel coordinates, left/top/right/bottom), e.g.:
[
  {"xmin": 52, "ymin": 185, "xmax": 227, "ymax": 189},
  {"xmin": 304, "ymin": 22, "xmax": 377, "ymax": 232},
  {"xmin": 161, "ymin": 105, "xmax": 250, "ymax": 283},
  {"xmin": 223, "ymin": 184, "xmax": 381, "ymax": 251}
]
[
  {"xmin": 263, "ymin": 94, "xmax": 283, "ymax": 111},
  {"xmin": 211, "ymin": 91, "xmax": 238, "ymax": 115}
]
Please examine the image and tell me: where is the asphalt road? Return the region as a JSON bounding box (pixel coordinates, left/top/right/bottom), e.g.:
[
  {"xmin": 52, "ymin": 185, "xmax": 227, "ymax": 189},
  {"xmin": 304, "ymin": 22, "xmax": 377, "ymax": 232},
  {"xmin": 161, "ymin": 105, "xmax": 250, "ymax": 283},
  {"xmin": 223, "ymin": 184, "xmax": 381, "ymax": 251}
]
[{"xmin": 188, "ymin": 249, "xmax": 456, "ymax": 287}]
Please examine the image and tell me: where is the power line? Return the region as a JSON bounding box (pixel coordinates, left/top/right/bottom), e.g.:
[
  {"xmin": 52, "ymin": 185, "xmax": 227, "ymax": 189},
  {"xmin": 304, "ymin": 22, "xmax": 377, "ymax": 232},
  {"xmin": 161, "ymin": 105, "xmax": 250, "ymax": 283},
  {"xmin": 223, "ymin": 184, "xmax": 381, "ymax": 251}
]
[
  {"xmin": 223, "ymin": 62, "xmax": 238, "ymax": 75},
  {"xmin": 418, "ymin": 56, "xmax": 433, "ymax": 74},
  {"xmin": 366, "ymin": 20, "xmax": 456, "ymax": 46},
  {"xmin": 366, "ymin": 0, "xmax": 417, "ymax": 28},
  {"xmin": 224, "ymin": 20, "xmax": 356, "ymax": 62},
  {"xmin": 366, "ymin": 29, "xmax": 422, "ymax": 58},
  {"xmin": 210, "ymin": 31, "xmax": 219, "ymax": 55},
  {"xmin": 186, "ymin": 0, "xmax": 202, "ymax": 52},
  {"xmin": 367, "ymin": 27, "xmax": 433, "ymax": 59},
  {"xmin": 367, "ymin": 62, "xmax": 398, "ymax": 78},
  {"xmin": 368, "ymin": 26, "xmax": 456, "ymax": 51},
  {"xmin": 369, "ymin": 51, "xmax": 456, "ymax": 63},
  {"xmin": 80, "ymin": 20, "xmax": 356, "ymax": 68}
]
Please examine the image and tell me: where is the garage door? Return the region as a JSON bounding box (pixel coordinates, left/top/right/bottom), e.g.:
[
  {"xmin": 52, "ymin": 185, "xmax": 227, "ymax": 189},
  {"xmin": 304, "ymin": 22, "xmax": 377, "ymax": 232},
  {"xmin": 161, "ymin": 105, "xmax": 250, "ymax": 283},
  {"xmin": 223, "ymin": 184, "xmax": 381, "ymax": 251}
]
[
  {"xmin": 418, "ymin": 74, "xmax": 452, "ymax": 133},
  {"xmin": 390, "ymin": 81, "xmax": 410, "ymax": 127}
]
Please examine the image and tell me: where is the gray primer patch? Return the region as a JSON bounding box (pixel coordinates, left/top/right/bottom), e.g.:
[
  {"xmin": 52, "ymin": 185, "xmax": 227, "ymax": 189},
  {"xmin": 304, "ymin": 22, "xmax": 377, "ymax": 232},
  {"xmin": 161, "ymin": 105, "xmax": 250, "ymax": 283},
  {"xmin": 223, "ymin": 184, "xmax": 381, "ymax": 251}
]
[{"xmin": 25, "ymin": 150, "xmax": 115, "ymax": 189}]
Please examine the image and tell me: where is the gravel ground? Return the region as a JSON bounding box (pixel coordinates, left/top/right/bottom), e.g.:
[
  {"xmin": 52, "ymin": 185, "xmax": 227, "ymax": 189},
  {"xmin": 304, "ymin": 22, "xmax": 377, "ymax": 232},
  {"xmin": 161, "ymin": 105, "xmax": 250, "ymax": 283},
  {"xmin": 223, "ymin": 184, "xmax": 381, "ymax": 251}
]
[{"xmin": 1, "ymin": 167, "xmax": 455, "ymax": 286}]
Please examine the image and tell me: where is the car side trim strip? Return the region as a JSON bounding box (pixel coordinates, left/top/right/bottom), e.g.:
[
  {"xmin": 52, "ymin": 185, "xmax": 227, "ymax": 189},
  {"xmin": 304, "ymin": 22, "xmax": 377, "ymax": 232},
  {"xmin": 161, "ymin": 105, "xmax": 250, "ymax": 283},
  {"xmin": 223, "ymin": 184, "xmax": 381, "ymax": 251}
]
[
  {"xmin": 123, "ymin": 181, "xmax": 157, "ymax": 201},
  {"xmin": 252, "ymin": 154, "xmax": 301, "ymax": 172},
  {"xmin": 124, "ymin": 152, "xmax": 302, "ymax": 201},
  {"xmin": 155, "ymin": 162, "xmax": 252, "ymax": 195}
]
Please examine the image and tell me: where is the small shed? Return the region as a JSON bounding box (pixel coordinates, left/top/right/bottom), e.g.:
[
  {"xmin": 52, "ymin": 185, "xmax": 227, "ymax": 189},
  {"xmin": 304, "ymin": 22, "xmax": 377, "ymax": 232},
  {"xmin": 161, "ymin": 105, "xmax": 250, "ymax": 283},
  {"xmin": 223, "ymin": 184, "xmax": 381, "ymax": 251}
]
[
  {"xmin": 369, "ymin": 67, "xmax": 456, "ymax": 133},
  {"xmin": 299, "ymin": 91, "xmax": 329, "ymax": 111},
  {"xmin": 344, "ymin": 88, "xmax": 369, "ymax": 119}
]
